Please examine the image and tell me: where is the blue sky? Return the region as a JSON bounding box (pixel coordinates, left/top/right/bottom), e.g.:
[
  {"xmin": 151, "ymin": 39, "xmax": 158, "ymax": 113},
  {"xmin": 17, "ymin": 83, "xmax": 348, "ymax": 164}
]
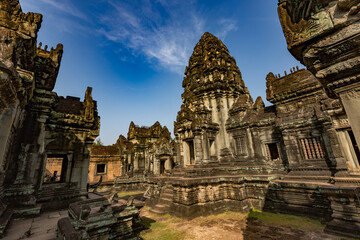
[{"xmin": 20, "ymin": 0, "xmax": 302, "ymax": 145}]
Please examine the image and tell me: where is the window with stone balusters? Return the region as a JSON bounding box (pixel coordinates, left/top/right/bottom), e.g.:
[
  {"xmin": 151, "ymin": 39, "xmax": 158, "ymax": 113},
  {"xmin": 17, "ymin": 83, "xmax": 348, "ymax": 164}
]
[
  {"xmin": 235, "ymin": 136, "xmax": 247, "ymax": 156},
  {"xmin": 299, "ymin": 137, "xmax": 325, "ymax": 160}
]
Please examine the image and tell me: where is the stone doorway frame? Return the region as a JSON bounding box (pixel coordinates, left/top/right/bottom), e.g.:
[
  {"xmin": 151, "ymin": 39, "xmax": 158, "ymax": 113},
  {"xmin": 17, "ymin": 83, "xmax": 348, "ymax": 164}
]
[
  {"xmin": 39, "ymin": 152, "xmax": 73, "ymax": 190},
  {"xmin": 338, "ymin": 128, "xmax": 360, "ymax": 173}
]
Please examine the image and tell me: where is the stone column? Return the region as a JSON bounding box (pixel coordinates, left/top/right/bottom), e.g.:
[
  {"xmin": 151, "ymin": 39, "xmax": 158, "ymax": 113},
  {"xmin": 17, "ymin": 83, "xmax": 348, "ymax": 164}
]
[
  {"xmin": 29, "ymin": 113, "xmax": 49, "ymax": 186},
  {"xmin": 177, "ymin": 137, "xmax": 183, "ymax": 168},
  {"xmin": 154, "ymin": 156, "xmax": 160, "ymax": 175},
  {"xmin": 340, "ymin": 91, "xmax": 360, "ymax": 148},
  {"xmin": 202, "ymin": 134, "xmax": 210, "ymax": 163},
  {"xmin": 144, "ymin": 151, "xmax": 149, "ymax": 172},
  {"xmin": 165, "ymin": 157, "xmax": 171, "ymax": 170},
  {"xmin": 126, "ymin": 154, "xmax": 131, "ymax": 172},
  {"xmin": 194, "ymin": 134, "xmax": 203, "ymax": 165},
  {"xmin": 81, "ymin": 144, "xmax": 91, "ymax": 193},
  {"xmin": 246, "ymin": 129, "xmax": 254, "ymax": 158},
  {"xmin": 183, "ymin": 141, "xmax": 189, "ymax": 166},
  {"xmin": 0, "ymin": 108, "xmax": 16, "ymax": 170},
  {"xmin": 282, "ymin": 132, "xmax": 301, "ymax": 170},
  {"xmin": 134, "ymin": 153, "xmax": 139, "ymax": 171}
]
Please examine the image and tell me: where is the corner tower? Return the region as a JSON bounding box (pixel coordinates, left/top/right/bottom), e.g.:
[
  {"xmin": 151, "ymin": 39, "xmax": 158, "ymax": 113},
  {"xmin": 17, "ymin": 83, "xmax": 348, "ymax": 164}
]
[{"xmin": 175, "ymin": 32, "xmax": 252, "ymax": 166}]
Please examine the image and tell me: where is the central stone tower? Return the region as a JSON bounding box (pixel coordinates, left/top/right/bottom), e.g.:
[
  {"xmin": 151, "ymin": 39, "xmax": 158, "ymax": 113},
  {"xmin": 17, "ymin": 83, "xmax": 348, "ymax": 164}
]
[{"xmin": 175, "ymin": 32, "xmax": 252, "ymax": 166}]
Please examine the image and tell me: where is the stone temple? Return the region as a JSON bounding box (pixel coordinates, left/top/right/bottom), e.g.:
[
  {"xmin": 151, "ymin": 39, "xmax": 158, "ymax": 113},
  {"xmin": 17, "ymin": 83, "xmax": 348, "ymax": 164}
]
[
  {"xmin": 147, "ymin": 31, "xmax": 360, "ymax": 238},
  {"xmin": 89, "ymin": 121, "xmax": 176, "ymax": 191},
  {"xmin": 1, "ymin": 0, "xmax": 360, "ymax": 239}
]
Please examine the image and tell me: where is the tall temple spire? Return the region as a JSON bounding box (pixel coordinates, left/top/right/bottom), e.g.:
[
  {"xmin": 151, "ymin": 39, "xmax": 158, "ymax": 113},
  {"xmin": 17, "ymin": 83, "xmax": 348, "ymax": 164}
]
[
  {"xmin": 175, "ymin": 32, "xmax": 252, "ymax": 166},
  {"xmin": 182, "ymin": 32, "xmax": 249, "ymax": 105}
]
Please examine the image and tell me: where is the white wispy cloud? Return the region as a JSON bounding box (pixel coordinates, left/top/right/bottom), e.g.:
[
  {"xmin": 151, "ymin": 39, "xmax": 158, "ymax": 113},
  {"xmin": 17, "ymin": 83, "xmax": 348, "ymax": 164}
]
[
  {"xmin": 20, "ymin": 0, "xmax": 91, "ymax": 35},
  {"xmin": 98, "ymin": 0, "xmax": 206, "ymax": 74},
  {"xmin": 217, "ymin": 18, "xmax": 238, "ymax": 40},
  {"xmin": 20, "ymin": 0, "xmax": 238, "ymax": 74},
  {"xmin": 39, "ymin": 0, "xmax": 88, "ymax": 20},
  {"xmin": 20, "ymin": 0, "xmax": 87, "ymax": 20}
]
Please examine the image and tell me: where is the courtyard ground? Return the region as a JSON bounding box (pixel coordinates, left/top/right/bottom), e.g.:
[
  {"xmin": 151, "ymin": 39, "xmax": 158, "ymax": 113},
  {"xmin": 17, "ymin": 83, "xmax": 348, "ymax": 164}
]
[
  {"xmin": 1, "ymin": 191, "xmax": 356, "ymax": 240},
  {"xmin": 140, "ymin": 207, "xmax": 353, "ymax": 240}
]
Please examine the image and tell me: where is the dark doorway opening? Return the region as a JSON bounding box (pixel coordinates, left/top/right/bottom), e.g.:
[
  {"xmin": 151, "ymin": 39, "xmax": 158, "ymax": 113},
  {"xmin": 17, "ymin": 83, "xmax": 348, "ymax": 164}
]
[
  {"xmin": 187, "ymin": 140, "xmax": 195, "ymax": 165},
  {"xmin": 267, "ymin": 143, "xmax": 280, "ymax": 161},
  {"xmin": 348, "ymin": 130, "xmax": 360, "ymax": 165},
  {"xmin": 160, "ymin": 160, "xmax": 165, "ymax": 174}
]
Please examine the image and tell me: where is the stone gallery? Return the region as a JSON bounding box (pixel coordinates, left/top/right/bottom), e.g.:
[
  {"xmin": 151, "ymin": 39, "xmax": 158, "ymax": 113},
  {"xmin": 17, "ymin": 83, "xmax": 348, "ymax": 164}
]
[
  {"xmin": 0, "ymin": 0, "xmax": 360, "ymax": 239},
  {"xmin": 89, "ymin": 121, "xmax": 176, "ymax": 189},
  {"xmin": 0, "ymin": 1, "xmax": 143, "ymax": 239}
]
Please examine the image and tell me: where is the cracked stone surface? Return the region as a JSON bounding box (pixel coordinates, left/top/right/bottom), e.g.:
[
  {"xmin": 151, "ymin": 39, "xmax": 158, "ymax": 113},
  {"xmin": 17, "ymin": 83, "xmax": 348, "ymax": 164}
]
[{"xmin": 3, "ymin": 210, "xmax": 67, "ymax": 240}]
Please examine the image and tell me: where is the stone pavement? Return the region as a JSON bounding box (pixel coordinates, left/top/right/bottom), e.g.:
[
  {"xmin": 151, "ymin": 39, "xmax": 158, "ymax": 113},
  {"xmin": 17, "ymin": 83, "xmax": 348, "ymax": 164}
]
[
  {"xmin": 2, "ymin": 209, "xmax": 66, "ymax": 240},
  {"xmin": 2, "ymin": 193, "xmax": 103, "ymax": 240}
]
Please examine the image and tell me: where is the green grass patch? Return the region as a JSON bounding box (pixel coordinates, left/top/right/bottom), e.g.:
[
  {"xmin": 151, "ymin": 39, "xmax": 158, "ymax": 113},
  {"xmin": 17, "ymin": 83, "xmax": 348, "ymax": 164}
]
[
  {"xmin": 144, "ymin": 208, "xmax": 182, "ymax": 224},
  {"xmin": 247, "ymin": 209, "xmax": 324, "ymax": 231},
  {"xmin": 117, "ymin": 190, "xmax": 144, "ymax": 198},
  {"xmin": 140, "ymin": 217, "xmax": 186, "ymax": 240},
  {"xmin": 195, "ymin": 211, "xmax": 246, "ymax": 226}
]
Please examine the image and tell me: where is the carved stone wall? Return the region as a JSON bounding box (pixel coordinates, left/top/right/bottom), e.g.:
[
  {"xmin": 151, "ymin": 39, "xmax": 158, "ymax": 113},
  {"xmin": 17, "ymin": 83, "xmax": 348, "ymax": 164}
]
[
  {"xmin": 0, "ymin": 0, "xmax": 100, "ymax": 235},
  {"xmin": 278, "ymin": 0, "xmax": 360, "ymax": 154},
  {"xmin": 90, "ymin": 145, "xmax": 121, "ymax": 183},
  {"xmin": 278, "ymin": 2, "xmax": 360, "ymax": 236}
]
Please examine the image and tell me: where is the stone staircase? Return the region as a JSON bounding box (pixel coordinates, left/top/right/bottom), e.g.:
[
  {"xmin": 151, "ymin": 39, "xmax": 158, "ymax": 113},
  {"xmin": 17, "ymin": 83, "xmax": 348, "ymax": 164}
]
[
  {"xmin": 149, "ymin": 185, "xmax": 173, "ymax": 215},
  {"xmin": 168, "ymin": 164, "xmax": 281, "ymax": 179}
]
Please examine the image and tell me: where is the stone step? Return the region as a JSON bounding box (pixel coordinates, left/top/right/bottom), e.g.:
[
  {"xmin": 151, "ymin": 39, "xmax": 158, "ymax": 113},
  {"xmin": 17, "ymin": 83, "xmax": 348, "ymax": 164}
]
[
  {"xmin": 13, "ymin": 204, "xmax": 41, "ymax": 217},
  {"xmin": 149, "ymin": 208, "xmax": 166, "ymax": 215},
  {"xmin": 160, "ymin": 196, "xmax": 172, "ymax": 201},
  {"xmin": 161, "ymin": 192, "xmax": 172, "ymax": 198},
  {"xmin": 159, "ymin": 198, "xmax": 172, "ymax": 205},
  {"xmin": 154, "ymin": 203, "xmax": 169, "ymax": 209},
  {"xmin": 149, "ymin": 205, "xmax": 168, "ymax": 215},
  {"xmin": 283, "ymin": 175, "xmax": 330, "ymax": 182},
  {"xmin": 149, "ymin": 203, "xmax": 171, "ymax": 215},
  {"xmin": 0, "ymin": 209, "xmax": 13, "ymax": 237}
]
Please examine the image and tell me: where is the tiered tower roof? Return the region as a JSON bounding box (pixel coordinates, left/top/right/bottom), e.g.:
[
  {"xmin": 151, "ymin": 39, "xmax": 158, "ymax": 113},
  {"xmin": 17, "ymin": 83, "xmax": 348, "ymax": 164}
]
[{"xmin": 182, "ymin": 32, "xmax": 249, "ymax": 104}]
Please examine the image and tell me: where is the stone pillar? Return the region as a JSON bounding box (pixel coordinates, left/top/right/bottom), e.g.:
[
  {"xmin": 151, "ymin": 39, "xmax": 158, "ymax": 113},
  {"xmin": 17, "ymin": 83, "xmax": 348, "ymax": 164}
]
[
  {"xmin": 340, "ymin": 91, "xmax": 360, "ymax": 149},
  {"xmin": 134, "ymin": 153, "xmax": 139, "ymax": 171},
  {"xmin": 183, "ymin": 141, "xmax": 190, "ymax": 166},
  {"xmin": 81, "ymin": 144, "xmax": 91, "ymax": 193},
  {"xmin": 14, "ymin": 144, "xmax": 30, "ymax": 184},
  {"xmin": 144, "ymin": 151, "xmax": 149, "ymax": 172},
  {"xmin": 120, "ymin": 163, "xmax": 124, "ymax": 176},
  {"xmin": 282, "ymin": 133, "xmax": 301, "ymax": 170},
  {"xmin": 165, "ymin": 157, "xmax": 171, "ymax": 170},
  {"xmin": 0, "ymin": 108, "xmax": 16, "ymax": 170},
  {"xmin": 154, "ymin": 156, "xmax": 160, "ymax": 175},
  {"xmin": 194, "ymin": 134, "xmax": 203, "ymax": 165},
  {"xmin": 202, "ymin": 134, "xmax": 210, "ymax": 163},
  {"xmin": 246, "ymin": 128, "xmax": 254, "ymax": 158},
  {"xmin": 126, "ymin": 154, "xmax": 131, "ymax": 172},
  {"xmin": 29, "ymin": 113, "xmax": 48, "ymax": 186},
  {"xmin": 177, "ymin": 137, "xmax": 183, "ymax": 168}
]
